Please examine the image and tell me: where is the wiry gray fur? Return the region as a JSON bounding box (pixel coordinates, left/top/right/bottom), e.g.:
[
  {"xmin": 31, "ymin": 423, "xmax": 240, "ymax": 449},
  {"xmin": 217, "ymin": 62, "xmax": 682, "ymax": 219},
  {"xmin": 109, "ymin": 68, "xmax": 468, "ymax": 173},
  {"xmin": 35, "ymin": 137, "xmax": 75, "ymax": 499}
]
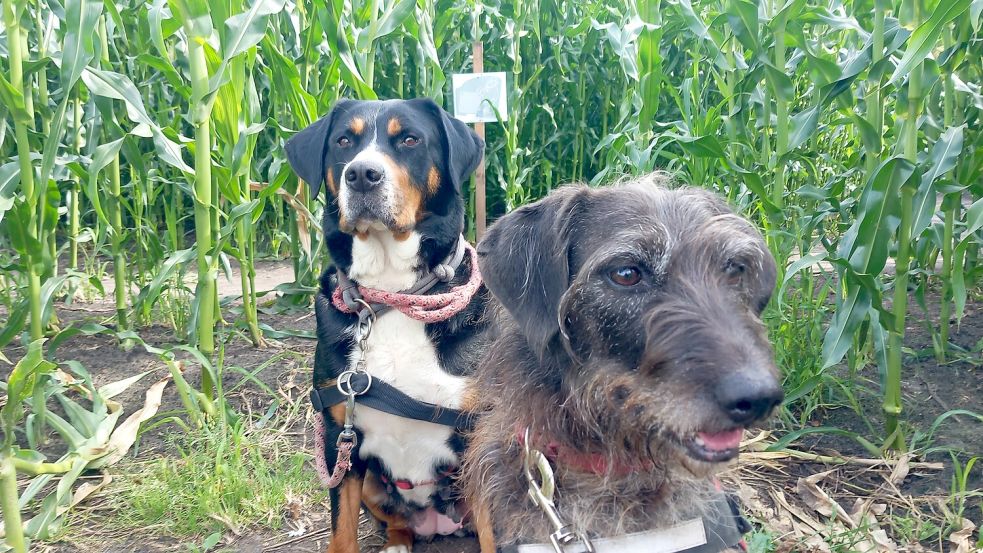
[{"xmin": 463, "ymin": 173, "xmax": 780, "ymax": 549}]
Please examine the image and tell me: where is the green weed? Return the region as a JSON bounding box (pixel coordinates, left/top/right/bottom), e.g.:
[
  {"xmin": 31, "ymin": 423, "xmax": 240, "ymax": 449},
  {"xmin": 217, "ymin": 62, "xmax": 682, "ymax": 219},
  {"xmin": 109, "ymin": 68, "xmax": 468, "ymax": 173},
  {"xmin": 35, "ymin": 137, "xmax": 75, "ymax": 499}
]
[{"xmin": 113, "ymin": 420, "xmax": 321, "ymax": 537}]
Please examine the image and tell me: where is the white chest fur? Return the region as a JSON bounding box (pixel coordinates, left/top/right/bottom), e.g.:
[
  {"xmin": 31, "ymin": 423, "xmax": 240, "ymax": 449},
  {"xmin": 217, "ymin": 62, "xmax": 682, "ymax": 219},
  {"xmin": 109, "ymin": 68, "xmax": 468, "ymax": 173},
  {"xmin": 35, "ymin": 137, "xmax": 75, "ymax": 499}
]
[{"xmin": 345, "ymin": 230, "xmax": 467, "ymax": 505}]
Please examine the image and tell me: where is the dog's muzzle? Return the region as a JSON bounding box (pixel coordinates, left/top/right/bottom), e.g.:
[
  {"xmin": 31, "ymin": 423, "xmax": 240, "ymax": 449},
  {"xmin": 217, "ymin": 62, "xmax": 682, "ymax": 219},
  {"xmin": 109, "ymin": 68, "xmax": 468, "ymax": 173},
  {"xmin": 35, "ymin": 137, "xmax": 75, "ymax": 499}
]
[{"xmin": 339, "ymin": 153, "xmax": 397, "ymax": 230}]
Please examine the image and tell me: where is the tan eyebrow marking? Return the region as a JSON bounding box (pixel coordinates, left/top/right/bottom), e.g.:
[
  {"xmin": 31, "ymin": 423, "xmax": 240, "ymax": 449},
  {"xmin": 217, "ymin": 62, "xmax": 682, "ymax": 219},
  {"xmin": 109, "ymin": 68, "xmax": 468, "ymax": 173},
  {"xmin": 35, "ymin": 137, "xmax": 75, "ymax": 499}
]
[
  {"xmin": 349, "ymin": 117, "xmax": 365, "ymax": 135},
  {"xmin": 387, "ymin": 117, "xmax": 402, "ymax": 136},
  {"xmin": 427, "ymin": 166, "xmax": 440, "ymax": 195}
]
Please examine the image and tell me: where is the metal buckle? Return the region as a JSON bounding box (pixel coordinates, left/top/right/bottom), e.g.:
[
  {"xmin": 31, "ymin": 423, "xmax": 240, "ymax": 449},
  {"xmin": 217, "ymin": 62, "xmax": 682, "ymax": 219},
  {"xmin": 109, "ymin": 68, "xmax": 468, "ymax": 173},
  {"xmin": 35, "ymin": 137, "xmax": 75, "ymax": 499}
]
[{"xmin": 523, "ymin": 429, "xmax": 595, "ymax": 553}]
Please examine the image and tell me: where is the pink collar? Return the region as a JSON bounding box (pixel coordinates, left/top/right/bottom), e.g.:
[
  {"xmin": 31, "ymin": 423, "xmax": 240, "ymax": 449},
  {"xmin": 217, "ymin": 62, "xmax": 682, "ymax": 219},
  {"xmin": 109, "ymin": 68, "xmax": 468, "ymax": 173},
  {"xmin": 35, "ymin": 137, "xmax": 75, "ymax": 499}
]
[
  {"xmin": 517, "ymin": 427, "xmax": 654, "ymax": 477},
  {"xmin": 331, "ymin": 243, "xmax": 482, "ymax": 324}
]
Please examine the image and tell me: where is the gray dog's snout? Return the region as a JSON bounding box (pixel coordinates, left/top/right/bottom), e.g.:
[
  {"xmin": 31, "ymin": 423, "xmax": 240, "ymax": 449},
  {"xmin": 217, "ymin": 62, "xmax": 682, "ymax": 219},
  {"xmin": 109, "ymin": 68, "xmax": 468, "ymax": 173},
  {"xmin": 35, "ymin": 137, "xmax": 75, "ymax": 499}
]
[
  {"xmin": 715, "ymin": 372, "xmax": 783, "ymax": 426},
  {"xmin": 345, "ymin": 160, "xmax": 385, "ymax": 192}
]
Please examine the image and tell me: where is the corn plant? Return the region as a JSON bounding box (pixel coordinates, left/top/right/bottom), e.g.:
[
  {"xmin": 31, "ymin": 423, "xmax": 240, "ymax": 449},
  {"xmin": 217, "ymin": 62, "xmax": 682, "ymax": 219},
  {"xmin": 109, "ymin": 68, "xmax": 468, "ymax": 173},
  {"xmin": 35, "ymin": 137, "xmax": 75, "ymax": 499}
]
[{"xmin": 1, "ymin": 340, "xmax": 168, "ymax": 552}]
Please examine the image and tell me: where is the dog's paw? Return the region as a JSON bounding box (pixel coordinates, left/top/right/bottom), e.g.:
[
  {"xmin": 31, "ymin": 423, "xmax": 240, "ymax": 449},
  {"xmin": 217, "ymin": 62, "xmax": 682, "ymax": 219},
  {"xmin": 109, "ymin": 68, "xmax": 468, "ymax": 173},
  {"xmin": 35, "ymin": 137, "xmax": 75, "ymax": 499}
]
[{"xmin": 380, "ymin": 546, "xmax": 411, "ymax": 553}]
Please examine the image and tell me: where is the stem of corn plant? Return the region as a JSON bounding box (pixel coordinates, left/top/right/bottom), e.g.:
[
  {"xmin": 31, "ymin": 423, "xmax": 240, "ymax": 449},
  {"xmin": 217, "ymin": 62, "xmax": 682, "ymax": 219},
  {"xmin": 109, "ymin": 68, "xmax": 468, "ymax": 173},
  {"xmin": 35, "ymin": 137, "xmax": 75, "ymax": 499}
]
[
  {"xmin": 236, "ymin": 176, "xmax": 264, "ymax": 347},
  {"xmin": 0, "ymin": 457, "xmax": 27, "ymax": 553},
  {"xmin": 35, "ymin": 8, "xmax": 56, "ymax": 280},
  {"xmin": 865, "ymin": 1, "xmax": 886, "ymax": 177},
  {"xmin": 4, "ymin": 0, "xmax": 42, "ymax": 342},
  {"xmin": 189, "ymin": 37, "xmax": 218, "ymax": 379},
  {"xmin": 99, "ymin": 18, "xmax": 129, "ymax": 334},
  {"xmin": 772, "ymin": 9, "xmax": 788, "ymax": 210},
  {"xmin": 364, "ymin": 0, "xmax": 379, "ymax": 89},
  {"xmin": 69, "ymin": 97, "xmax": 83, "ymax": 271},
  {"xmin": 937, "ymin": 24, "xmax": 958, "ymax": 361},
  {"xmin": 885, "ymin": 1, "xmax": 923, "ymax": 452}
]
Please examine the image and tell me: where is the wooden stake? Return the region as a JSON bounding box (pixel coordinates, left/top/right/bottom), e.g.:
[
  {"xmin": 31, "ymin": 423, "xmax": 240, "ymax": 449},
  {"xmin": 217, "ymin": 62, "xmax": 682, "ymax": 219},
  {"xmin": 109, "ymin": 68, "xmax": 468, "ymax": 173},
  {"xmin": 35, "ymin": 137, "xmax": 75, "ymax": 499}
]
[{"xmin": 472, "ymin": 40, "xmax": 487, "ymax": 240}]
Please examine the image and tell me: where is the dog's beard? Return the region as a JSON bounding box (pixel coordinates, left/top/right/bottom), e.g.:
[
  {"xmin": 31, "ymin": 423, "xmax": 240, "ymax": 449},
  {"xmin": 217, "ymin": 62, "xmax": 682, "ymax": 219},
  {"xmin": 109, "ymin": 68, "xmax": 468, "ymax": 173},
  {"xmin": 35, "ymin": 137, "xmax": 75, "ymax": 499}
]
[{"xmin": 342, "ymin": 195, "xmax": 396, "ymax": 233}]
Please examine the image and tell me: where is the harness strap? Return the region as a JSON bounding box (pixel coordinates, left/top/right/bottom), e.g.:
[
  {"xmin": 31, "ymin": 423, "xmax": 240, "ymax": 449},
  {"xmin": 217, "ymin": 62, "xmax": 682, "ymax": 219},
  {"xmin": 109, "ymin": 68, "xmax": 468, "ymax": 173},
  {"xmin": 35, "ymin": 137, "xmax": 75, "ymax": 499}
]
[{"xmin": 310, "ymin": 374, "xmax": 475, "ymax": 429}]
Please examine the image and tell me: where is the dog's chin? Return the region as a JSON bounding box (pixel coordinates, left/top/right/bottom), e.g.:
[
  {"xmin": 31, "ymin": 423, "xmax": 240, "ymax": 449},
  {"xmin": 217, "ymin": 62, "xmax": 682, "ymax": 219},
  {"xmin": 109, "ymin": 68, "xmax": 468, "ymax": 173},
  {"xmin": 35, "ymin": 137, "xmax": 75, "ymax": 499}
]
[{"xmin": 340, "ymin": 204, "xmax": 397, "ymax": 235}]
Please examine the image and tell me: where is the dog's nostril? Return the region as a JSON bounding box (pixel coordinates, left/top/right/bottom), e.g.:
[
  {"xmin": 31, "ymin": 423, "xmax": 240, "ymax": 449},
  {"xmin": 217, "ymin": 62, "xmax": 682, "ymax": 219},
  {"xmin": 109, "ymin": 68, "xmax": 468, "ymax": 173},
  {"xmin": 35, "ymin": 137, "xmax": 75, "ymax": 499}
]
[
  {"xmin": 365, "ymin": 168, "xmax": 383, "ymax": 183},
  {"xmin": 716, "ymin": 373, "xmax": 783, "ymax": 426},
  {"xmin": 724, "ymin": 392, "xmax": 782, "ymax": 425},
  {"xmin": 345, "ymin": 168, "xmax": 358, "ymax": 183}
]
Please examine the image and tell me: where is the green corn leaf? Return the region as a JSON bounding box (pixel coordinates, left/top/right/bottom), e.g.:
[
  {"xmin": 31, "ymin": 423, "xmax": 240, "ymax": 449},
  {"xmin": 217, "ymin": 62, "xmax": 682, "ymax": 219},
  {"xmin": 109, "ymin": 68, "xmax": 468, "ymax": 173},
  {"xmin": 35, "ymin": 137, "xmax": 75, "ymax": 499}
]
[
  {"xmin": 840, "ymin": 157, "xmax": 916, "ymax": 276},
  {"xmin": 225, "ymin": 1, "xmax": 286, "ymax": 58},
  {"xmin": 81, "ymin": 67, "xmax": 192, "ymax": 172},
  {"xmin": 888, "ymin": 0, "xmax": 972, "ymax": 85},
  {"xmin": 60, "ymin": 0, "xmax": 104, "ymax": 89},
  {"xmin": 169, "ymin": 0, "xmax": 213, "ymax": 38},
  {"xmin": 912, "ymin": 125, "xmax": 965, "ymax": 237},
  {"xmin": 0, "ymin": 299, "xmax": 29, "ymax": 350},
  {"xmin": 317, "ymin": 0, "xmax": 376, "ymax": 99},
  {"xmin": 0, "ymin": 161, "xmax": 20, "ymax": 223},
  {"xmin": 822, "ymin": 281, "xmax": 872, "ymax": 369},
  {"xmin": 84, "ymin": 137, "xmax": 125, "ymax": 225},
  {"xmin": 0, "ymin": 73, "xmax": 31, "ymax": 125},
  {"xmin": 1, "ymin": 340, "xmax": 56, "ymax": 443},
  {"xmin": 361, "ymin": 0, "xmax": 416, "ymax": 48},
  {"xmin": 208, "ymin": 0, "xmax": 287, "ymax": 101},
  {"xmin": 148, "ymin": 0, "xmax": 178, "ymax": 65}
]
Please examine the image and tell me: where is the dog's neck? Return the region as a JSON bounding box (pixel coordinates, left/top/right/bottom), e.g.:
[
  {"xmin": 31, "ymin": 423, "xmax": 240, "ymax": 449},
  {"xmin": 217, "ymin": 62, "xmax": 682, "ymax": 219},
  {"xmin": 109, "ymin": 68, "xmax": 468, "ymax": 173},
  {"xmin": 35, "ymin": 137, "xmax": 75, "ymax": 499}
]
[
  {"xmin": 347, "ymin": 230, "xmax": 424, "ymax": 292},
  {"xmin": 346, "ymin": 229, "xmax": 463, "ymax": 293}
]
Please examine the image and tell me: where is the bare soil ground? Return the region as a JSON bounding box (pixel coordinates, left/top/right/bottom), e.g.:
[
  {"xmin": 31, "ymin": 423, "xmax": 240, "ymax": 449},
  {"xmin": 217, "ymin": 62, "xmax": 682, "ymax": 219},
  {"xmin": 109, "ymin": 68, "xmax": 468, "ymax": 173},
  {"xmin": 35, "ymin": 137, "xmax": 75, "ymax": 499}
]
[{"xmin": 2, "ymin": 266, "xmax": 980, "ymax": 552}]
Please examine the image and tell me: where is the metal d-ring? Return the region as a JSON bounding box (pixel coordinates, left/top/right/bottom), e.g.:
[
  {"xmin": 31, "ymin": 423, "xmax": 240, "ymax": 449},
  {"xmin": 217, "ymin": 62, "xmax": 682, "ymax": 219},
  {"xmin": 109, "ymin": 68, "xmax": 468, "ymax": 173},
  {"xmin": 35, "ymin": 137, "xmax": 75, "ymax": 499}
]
[{"xmin": 336, "ymin": 369, "xmax": 373, "ymax": 397}]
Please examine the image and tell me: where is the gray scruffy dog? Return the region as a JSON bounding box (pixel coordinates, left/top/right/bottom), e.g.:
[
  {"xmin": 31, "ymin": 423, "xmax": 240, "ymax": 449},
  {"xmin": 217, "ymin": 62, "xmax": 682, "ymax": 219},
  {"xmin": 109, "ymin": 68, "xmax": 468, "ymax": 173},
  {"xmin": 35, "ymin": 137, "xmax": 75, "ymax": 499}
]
[{"xmin": 463, "ymin": 174, "xmax": 782, "ymax": 552}]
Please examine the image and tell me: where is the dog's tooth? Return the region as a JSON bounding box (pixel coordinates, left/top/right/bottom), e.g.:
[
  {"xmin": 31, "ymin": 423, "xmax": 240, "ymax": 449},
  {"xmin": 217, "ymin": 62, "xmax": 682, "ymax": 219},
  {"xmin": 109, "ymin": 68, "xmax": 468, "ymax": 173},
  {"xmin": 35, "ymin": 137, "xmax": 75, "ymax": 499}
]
[{"xmin": 693, "ymin": 435, "xmax": 705, "ymax": 447}]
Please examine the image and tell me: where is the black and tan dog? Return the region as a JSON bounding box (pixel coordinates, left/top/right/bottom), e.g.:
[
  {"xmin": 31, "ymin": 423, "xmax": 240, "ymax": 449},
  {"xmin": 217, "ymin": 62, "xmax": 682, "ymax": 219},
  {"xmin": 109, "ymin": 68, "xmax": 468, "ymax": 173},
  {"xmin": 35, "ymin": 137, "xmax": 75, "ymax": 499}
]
[
  {"xmin": 464, "ymin": 175, "xmax": 783, "ymax": 552},
  {"xmin": 285, "ymin": 99, "xmax": 490, "ymax": 553}
]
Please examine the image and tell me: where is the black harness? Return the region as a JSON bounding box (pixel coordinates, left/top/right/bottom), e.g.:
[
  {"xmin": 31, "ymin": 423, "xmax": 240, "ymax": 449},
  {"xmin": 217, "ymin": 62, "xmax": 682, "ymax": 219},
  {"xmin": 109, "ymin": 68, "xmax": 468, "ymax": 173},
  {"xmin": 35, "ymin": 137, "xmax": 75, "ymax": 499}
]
[
  {"xmin": 310, "ymin": 372, "xmax": 475, "ymax": 429},
  {"xmin": 309, "ymin": 235, "xmax": 474, "ymax": 431}
]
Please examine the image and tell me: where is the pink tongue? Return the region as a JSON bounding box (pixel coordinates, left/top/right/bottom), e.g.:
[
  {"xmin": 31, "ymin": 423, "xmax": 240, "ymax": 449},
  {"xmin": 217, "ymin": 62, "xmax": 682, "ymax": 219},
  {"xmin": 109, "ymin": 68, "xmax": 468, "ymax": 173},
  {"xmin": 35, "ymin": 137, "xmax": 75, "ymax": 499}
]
[{"xmin": 698, "ymin": 428, "xmax": 744, "ymax": 451}]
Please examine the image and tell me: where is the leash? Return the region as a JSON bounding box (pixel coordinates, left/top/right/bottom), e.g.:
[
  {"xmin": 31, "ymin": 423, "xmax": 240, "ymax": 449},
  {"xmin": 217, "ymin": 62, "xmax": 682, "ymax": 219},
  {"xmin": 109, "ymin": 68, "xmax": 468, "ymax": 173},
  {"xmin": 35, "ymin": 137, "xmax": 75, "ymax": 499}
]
[
  {"xmin": 315, "ymin": 302, "xmax": 376, "ymax": 488},
  {"xmin": 518, "ymin": 428, "xmax": 750, "ymax": 553},
  {"xmin": 331, "ymin": 235, "xmax": 482, "ymax": 324},
  {"xmin": 312, "ymin": 236, "xmax": 481, "ymax": 488}
]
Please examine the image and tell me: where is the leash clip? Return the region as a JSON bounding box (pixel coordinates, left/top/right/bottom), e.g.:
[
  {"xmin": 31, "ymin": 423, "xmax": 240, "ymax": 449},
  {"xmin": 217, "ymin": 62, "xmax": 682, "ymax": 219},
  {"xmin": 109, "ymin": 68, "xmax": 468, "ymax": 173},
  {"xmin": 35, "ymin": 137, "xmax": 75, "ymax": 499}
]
[
  {"xmin": 335, "ymin": 297, "xmax": 377, "ymax": 447},
  {"xmin": 523, "ymin": 429, "xmax": 595, "ymax": 553},
  {"xmin": 335, "ymin": 389, "xmax": 359, "ymax": 448}
]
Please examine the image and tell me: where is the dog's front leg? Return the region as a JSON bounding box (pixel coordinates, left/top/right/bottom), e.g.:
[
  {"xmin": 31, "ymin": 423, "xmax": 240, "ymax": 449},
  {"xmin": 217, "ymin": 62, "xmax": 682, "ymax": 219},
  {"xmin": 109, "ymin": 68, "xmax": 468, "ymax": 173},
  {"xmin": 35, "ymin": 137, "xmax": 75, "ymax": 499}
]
[
  {"xmin": 473, "ymin": 498, "xmax": 497, "ymax": 553},
  {"xmin": 361, "ymin": 479, "xmax": 414, "ymax": 553},
  {"xmin": 327, "ymin": 473, "xmax": 365, "ymax": 553}
]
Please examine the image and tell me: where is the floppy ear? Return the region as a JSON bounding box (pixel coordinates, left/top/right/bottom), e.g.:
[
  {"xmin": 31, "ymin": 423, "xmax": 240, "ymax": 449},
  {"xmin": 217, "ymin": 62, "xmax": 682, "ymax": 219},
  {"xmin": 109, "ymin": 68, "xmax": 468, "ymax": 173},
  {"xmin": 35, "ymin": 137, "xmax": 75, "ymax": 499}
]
[
  {"xmin": 411, "ymin": 98, "xmax": 484, "ymax": 191},
  {"xmin": 284, "ymin": 100, "xmax": 352, "ymax": 199},
  {"xmin": 477, "ymin": 187, "xmax": 588, "ymax": 361}
]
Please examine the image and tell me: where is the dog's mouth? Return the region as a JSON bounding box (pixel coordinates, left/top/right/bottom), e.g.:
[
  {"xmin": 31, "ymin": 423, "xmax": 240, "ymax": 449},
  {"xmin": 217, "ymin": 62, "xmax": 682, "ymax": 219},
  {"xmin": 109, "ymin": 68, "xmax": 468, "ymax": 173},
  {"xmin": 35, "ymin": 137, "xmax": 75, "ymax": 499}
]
[
  {"xmin": 682, "ymin": 428, "xmax": 744, "ymax": 463},
  {"xmin": 341, "ymin": 202, "xmax": 397, "ymax": 234}
]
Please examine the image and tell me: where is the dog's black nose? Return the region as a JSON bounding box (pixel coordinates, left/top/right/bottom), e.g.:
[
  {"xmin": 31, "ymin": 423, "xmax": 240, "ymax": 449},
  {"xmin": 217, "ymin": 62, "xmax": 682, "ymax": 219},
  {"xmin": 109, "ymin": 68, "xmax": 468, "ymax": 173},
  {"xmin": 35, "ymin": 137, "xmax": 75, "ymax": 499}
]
[
  {"xmin": 345, "ymin": 160, "xmax": 385, "ymax": 192},
  {"xmin": 715, "ymin": 373, "xmax": 783, "ymax": 426}
]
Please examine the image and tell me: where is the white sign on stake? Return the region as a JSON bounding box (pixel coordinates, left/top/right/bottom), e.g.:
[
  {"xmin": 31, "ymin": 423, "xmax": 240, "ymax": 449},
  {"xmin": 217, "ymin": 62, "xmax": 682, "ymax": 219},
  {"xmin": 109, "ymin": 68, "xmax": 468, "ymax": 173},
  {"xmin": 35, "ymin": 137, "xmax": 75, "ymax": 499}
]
[{"xmin": 451, "ymin": 72, "xmax": 508, "ymax": 123}]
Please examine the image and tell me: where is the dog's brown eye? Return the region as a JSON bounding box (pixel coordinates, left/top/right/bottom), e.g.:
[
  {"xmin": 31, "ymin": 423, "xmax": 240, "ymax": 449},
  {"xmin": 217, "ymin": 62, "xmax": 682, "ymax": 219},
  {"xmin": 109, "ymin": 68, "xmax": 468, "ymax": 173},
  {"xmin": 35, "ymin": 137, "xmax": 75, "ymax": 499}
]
[
  {"xmin": 337, "ymin": 136, "xmax": 352, "ymax": 148},
  {"xmin": 403, "ymin": 135, "xmax": 420, "ymax": 147},
  {"xmin": 609, "ymin": 266, "xmax": 642, "ymax": 287}
]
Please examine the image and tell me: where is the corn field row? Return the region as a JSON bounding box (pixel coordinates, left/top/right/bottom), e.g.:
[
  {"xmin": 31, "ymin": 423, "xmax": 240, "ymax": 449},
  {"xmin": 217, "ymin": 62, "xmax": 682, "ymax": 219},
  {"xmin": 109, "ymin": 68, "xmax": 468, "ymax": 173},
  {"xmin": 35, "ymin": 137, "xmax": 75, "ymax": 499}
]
[{"xmin": 0, "ymin": 0, "xmax": 981, "ymax": 481}]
